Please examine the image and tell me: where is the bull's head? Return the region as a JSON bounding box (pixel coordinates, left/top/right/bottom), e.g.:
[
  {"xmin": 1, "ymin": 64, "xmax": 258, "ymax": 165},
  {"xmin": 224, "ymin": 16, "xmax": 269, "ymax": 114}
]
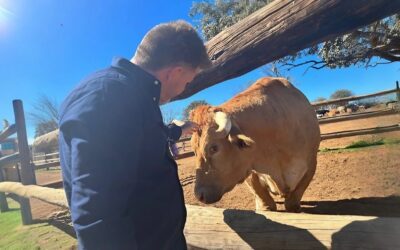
[{"xmin": 190, "ymin": 106, "xmax": 255, "ymax": 204}]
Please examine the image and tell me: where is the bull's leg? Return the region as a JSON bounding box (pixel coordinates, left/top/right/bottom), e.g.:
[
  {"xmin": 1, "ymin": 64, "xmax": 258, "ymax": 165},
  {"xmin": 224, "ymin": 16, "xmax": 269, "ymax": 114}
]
[
  {"xmin": 246, "ymin": 172, "xmax": 276, "ymax": 211},
  {"xmin": 284, "ymin": 158, "xmax": 317, "ymax": 212}
]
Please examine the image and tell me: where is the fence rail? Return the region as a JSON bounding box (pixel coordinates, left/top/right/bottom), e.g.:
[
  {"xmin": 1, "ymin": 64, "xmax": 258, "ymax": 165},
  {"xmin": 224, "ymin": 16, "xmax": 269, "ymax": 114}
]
[
  {"xmin": 0, "ymin": 124, "xmax": 16, "ymax": 142},
  {"xmin": 321, "ymin": 124, "xmax": 400, "ymax": 140},
  {"xmin": 312, "ymin": 83, "xmax": 399, "ymax": 107},
  {"xmin": 0, "ymin": 153, "xmax": 20, "ymax": 169},
  {"xmin": 318, "ymin": 108, "xmax": 398, "ymax": 124}
]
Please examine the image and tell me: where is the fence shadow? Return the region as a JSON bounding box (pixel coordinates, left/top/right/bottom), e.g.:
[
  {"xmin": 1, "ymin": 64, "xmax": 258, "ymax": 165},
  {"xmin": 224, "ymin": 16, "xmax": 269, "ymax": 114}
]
[
  {"xmin": 223, "ymin": 209, "xmax": 327, "ymax": 250},
  {"xmin": 300, "ymin": 195, "xmax": 400, "ymax": 217},
  {"xmin": 331, "ymin": 217, "xmax": 400, "ymax": 249}
]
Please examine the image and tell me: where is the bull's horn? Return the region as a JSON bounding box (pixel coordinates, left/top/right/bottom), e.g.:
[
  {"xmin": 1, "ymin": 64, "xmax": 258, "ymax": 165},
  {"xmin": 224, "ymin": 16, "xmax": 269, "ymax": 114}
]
[{"xmin": 214, "ymin": 111, "xmax": 232, "ymax": 137}]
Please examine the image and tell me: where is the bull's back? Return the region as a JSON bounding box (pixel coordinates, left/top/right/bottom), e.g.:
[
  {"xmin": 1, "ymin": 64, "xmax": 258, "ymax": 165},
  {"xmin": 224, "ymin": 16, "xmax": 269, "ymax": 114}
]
[{"xmin": 222, "ymin": 77, "xmax": 320, "ymax": 156}]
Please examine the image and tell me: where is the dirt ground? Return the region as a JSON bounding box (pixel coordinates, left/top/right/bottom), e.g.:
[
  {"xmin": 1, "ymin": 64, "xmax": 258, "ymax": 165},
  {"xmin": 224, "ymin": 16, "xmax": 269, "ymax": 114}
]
[
  {"xmin": 177, "ymin": 144, "xmax": 400, "ymax": 217},
  {"xmin": 30, "ymin": 112, "xmax": 400, "ymax": 221}
]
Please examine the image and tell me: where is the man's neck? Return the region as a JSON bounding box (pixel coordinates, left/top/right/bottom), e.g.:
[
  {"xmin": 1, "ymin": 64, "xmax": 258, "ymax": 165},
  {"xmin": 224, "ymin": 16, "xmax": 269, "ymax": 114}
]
[{"xmin": 131, "ymin": 58, "xmax": 170, "ymax": 104}]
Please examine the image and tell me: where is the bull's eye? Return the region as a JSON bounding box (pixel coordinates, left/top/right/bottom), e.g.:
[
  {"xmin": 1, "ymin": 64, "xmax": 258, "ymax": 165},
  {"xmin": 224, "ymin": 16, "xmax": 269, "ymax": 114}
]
[{"xmin": 209, "ymin": 144, "xmax": 219, "ymax": 154}]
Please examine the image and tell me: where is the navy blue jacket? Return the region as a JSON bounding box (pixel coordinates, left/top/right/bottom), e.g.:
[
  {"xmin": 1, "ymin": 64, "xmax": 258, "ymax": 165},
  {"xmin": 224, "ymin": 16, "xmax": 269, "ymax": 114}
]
[{"xmin": 59, "ymin": 57, "xmax": 187, "ymax": 250}]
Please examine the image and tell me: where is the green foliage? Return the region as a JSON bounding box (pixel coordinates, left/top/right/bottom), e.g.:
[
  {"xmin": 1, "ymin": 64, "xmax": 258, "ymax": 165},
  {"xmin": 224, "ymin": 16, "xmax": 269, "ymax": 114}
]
[
  {"xmin": 190, "ymin": 0, "xmax": 273, "ymax": 41},
  {"xmin": 182, "ymin": 100, "xmax": 209, "ymax": 120},
  {"xmin": 190, "ymin": 0, "xmax": 400, "ymax": 70},
  {"xmin": 330, "ymin": 89, "xmax": 354, "ymax": 100},
  {"xmin": 314, "ymin": 97, "xmax": 327, "ymax": 102}
]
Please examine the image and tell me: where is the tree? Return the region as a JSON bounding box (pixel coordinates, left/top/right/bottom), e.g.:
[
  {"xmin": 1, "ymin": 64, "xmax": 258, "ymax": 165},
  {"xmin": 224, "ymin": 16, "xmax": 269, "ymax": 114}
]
[
  {"xmin": 314, "ymin": 97, "xmax": 327, "ymax": 102},
  {"xmin": 183, "ymin": 100, "xmax": 209, "ymax": 121},
  {"xmin": 190, "ymin": 0, "xmax": 273, "ymax": 41},
  {"xmin": 330, "ymin": 89, "xmax": 354, "ymax": 107},
  {"xmin": 190, "ymin": 1, "xmax": 400, "ymax": 70},
  {"xmin": 330, "ymin": 89, "xmax": 354, "ymax": 100},
  {"xmin": 28, "ymin": 94, "xmax": 59, "ymax": 138},
  {"xmin": 283, "ymin": 14, "xmax": 400, "ymax": 70}
]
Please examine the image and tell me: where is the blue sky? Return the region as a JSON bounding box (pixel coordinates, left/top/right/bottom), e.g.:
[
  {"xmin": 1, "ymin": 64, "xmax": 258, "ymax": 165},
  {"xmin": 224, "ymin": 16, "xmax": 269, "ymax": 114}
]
[{"xmin": 0, "ymin": 0, "xmax": 399, "ymax": 144}]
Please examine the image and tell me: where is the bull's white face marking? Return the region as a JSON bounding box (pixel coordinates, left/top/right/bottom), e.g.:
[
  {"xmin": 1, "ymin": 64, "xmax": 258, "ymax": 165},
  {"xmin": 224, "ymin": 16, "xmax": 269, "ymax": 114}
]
[
  {"xmin": 192, "ymin": 124, "xmax": 256, "ymax": 204},
  {"xmin": 214, "ymin": 111, "xmax": 232, "ymax": 136}
]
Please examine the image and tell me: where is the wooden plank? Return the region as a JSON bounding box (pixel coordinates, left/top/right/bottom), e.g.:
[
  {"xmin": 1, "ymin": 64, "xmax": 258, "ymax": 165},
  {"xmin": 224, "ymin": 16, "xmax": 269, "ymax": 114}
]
[
  {"xmin": 1, "ymin": 181, "xmax": 399, "ymax": 249},
  {"xmin": 0, "ymin": 182, "xmax": 67, "ymax": 208},
  {"xmin": 175, "ymin": 0, "xmax": 400, "ymax": 100},
  {"xmin": 0, "ymin": 169, "xmax": 9, "ymax": 212},
  {"xmin": 13, "ymin": 100, "xmax": 35, "ymax": 225},
  {"xmin": 34, "ymin": 161, "xmax": 60, "ymax": 170},
  {"xmin": 318, "ymin": 109, "xmax": 398, "ymax": 124},
  {"xmin": 0, "ymin": 124, "xmax": 16, "ymax": 143},
  {"xmin": 0, "ymin": 152, "xmax": 20, "ymax": 169},
  {"xmin": 321, "ymin": 124, "xmax": 400, "ymax": 140},
  {"xmin": 175, "ymin": 152, "xmax": 195, "ymax": 160},
  {"xmin": 184, "ymin": 205, "xmax": 400, "ymax": 249},
  {"xmin": 178, "ymin": 137, "xmax": 191, "ymax": 143},
  {"xmin": 312, "ymin": 88, "xmax": 398, "ymax": 107}
]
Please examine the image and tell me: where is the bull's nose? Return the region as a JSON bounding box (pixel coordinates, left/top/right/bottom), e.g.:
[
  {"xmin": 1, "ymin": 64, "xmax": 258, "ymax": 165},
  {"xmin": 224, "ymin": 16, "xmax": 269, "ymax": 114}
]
[
  {"xmin": 195, "ymin": 186, "xmax": 222, "ymax": 204},
  {"xmin": 198, "ymin": 192, "xmax": 205, "ymax": 202}
]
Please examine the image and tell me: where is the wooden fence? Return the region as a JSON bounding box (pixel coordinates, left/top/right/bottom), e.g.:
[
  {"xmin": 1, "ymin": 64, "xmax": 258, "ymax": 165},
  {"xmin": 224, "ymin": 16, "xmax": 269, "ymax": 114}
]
[
  {"xmin": 32, "ymin": 152, "xmax": 60, "ymax": 170},
  {"xmin": 0, "ymin": 100, "xmax": 36, "ymax": 225}
]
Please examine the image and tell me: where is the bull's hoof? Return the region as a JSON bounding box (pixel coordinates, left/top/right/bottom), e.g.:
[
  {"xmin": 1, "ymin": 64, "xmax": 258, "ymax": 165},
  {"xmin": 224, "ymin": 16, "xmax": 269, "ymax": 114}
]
[
  {"xmin": 285, "ymin": 203, "xmax": 301, "ymax": 213},
  {"xmin": 256, "ymin": 204, "xmax": 277, "ymax": 212}
]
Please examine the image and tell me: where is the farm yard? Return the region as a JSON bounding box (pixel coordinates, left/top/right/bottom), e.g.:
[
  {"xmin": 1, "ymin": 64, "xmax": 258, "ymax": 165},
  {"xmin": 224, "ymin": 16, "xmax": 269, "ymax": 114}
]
[
  {"xmin": 1, "ymin": 0, "xmax": 400, "ymax": 249},
  {"xmin": 6, "ymin": 109, "xmax": 396, "ymax": 249},
  {"xmin": 2, "ymin": 76, "xmax": 400, "ymax": 250},
  {"xmin": 29, "ymin": 110, "xmax": 400, "ymax": 219}
]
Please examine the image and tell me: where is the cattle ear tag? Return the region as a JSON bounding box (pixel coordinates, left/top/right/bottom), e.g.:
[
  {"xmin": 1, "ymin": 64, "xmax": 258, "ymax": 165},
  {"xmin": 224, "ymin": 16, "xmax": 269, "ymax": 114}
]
[{"xmin": 228, "ymin": 134, "xmax": 255, "ymax": 149}]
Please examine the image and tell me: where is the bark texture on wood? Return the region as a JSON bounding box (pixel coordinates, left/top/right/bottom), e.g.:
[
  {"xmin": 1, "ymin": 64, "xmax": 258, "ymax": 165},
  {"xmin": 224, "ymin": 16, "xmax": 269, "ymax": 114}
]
[{"xmin": 175, "ymin": 0, "xmax": 400, "ymax": 100}]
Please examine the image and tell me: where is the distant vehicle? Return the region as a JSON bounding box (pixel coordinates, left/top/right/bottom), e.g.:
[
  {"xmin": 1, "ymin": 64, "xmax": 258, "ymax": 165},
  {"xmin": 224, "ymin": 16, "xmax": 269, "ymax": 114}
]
[{"xmin": 315, "ymin": 109, "xmax": 329, "ymax": 118}]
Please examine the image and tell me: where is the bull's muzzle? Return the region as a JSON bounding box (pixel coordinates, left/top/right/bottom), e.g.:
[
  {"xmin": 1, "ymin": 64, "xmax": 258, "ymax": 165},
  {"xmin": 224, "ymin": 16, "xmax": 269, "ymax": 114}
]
[{"xmin": 194, "ymin": 185, "xmax": 223, "ymax": 204}]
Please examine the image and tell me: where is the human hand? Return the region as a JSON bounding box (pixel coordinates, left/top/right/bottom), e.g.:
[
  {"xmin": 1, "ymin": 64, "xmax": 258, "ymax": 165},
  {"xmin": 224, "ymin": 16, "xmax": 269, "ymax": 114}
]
[{"xmin": 172, "ymin": 120, "xmax": 199, "ymax": 137}]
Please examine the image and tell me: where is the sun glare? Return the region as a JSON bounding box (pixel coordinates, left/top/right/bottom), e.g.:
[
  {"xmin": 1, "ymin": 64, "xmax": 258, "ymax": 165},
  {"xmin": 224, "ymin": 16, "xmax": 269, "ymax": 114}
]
[{"xmin": 0, "ymin": 4, "xmax": 14, "ymax": 36}]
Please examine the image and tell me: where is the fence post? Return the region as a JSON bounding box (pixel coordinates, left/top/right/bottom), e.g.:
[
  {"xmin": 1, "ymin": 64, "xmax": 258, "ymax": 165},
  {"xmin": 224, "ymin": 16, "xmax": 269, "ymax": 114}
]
[
  {"xmin": 13, "ymin": 100, "xmax": 36, "ymax": 225},
  {"xmin": 396, "ymin": 81, "xmax": 400, "ymax": 102},
  {"xmin": 0, "ymin": 168, "xmax": 9, "ymax": 212}
]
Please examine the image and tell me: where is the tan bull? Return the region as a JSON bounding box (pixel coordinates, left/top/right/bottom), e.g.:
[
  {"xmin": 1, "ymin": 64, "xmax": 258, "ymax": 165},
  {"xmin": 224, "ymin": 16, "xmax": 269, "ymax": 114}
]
[{"xmin": 190, "ymin": 77, "xmax": 320, "ymax": 212}]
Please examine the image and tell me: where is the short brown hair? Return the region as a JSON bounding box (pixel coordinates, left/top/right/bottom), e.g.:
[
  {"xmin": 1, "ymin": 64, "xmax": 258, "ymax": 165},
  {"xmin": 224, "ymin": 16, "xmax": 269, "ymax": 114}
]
[{"xmin": 134, "ymin": 20, "xmax": 211, "ymax": 71}]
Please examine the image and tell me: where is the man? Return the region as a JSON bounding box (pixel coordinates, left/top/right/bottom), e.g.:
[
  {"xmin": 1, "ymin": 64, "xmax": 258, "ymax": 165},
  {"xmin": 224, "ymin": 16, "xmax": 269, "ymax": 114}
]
[{"xmin": 58, "ymin": 20, "xmax": 210, "ymax": 249}]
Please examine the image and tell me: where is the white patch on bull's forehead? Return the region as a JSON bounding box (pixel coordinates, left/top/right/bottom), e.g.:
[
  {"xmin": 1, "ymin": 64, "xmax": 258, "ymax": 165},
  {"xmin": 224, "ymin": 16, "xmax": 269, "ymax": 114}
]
[{"xmin": 214, "ymin": 111, "xmax": 232, "ymax": 134}]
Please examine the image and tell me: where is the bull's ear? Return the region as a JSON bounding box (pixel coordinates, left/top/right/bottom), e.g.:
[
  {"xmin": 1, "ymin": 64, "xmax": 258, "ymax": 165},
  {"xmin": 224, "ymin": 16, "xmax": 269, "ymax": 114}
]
[{"xmin": 228, "ymin": 134, "xmax": 255, "ymax": 149}]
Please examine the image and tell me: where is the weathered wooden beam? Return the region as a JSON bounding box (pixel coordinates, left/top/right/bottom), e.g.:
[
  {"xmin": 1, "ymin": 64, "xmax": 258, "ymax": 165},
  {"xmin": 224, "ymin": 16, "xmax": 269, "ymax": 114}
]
[
  {"xmin": 13, "ymin": 100, "xmax": 35, "ymax": 225},
  {"xmin": 321, "ymin": 124, "xmax": 400, "ymax": 140},
  {"xmin": 0, "ymin": 124, "xmax": 16, "ymax": 143},
  {"xmin": 0, "ymin": 182, "xmax": 68, "ymax": 208},
  {"xmin": 0, "ymin": 152, "xmax": 20, "ymax": 169},
  {"xmin": 0, "ymin": 169, "xmax": 9, "ymax": 212},
  {"xmin": 175, "ymin": 0, "xmax": 400, "ymax": 100},
  {"xmin": 318, "ymin": 109, "xmax": 398, "ymax": 124},
  {"xmin": 1, "ymin": 182, "xmax": 399, "ymax": 249},
  {"xmin": 184, "ymin": 205, "xmax": 400, "ymax": 249}
]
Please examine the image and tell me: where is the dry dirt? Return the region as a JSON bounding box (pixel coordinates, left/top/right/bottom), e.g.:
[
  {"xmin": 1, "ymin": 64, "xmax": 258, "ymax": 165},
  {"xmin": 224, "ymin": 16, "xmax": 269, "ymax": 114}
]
[{"xmin": 30, "ymin": 111, "xmax": 400, "ymax": 221}]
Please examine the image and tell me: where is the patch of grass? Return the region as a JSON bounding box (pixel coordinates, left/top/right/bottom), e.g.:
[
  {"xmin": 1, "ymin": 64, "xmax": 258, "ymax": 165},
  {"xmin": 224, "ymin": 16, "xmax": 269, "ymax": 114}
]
[
  {"xmin": 345, "ymin": 139, "xmax": 385, "ymax": 149},
  {"xmin": 0, "ymin": 198, "xmax": 76, "ymax": 249},
  {"xmin": 319, "ymin": 138, "xmax": 400, "ymax": 153}
]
